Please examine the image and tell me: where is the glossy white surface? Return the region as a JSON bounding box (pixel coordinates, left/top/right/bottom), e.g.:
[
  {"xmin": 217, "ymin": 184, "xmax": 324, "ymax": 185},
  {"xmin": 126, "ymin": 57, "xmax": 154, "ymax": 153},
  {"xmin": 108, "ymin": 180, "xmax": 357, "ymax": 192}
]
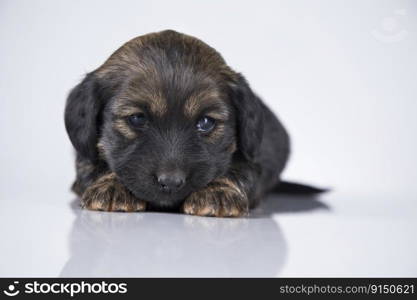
[
  {"xmin": 1, "ymin": 0, "xmax": 417, "ymax": 277},
  {"xmin": 0, "ymin": 191, "xmax": 416, "ymax": 277}
]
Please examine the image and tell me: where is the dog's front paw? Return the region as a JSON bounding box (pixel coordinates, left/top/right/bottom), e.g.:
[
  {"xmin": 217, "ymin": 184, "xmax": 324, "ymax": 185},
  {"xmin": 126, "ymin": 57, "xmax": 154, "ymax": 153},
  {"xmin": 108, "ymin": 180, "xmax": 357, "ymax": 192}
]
[
  {"xmin": 182, "ymin": 178, "xmax": 249, "ymax": 217},
  {"xmin": 81, "ymin": 173, "xmax": 146, "ymax": 212}
]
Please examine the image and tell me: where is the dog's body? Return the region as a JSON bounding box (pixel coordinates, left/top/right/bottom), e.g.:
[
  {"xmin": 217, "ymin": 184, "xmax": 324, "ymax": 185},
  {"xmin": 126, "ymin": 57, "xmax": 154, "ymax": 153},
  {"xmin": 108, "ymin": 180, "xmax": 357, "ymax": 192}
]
[{"xmin": 65, "ymin": 30, "xmax": 314, "ymax": 217}]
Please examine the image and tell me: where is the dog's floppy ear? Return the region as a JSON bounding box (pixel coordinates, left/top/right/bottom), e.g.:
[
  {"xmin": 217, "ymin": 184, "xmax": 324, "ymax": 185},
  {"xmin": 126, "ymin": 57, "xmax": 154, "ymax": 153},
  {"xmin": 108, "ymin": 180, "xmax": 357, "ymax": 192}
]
[
  {"xmin": 229, "ymin": 74, "xmax": 264, "ymax": 162},
  {"xmin": 65, "ymin": 73, "xmax": 104, "ymax": 163}
]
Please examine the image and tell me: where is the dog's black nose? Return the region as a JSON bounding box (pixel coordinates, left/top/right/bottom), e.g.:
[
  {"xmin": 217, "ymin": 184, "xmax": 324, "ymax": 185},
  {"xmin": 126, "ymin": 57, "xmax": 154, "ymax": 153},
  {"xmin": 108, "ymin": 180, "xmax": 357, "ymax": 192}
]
[{"xmin": 157, "ymin": 170, "xmax": 185, "ymax": 192}]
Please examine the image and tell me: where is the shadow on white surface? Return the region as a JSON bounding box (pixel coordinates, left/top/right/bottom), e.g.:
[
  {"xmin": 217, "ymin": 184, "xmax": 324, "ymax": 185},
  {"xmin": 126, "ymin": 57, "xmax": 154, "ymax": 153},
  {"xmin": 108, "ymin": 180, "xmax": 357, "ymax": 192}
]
[{"xmin": 60, "ymin": 194, "xmax": 329, "ymax": 277}]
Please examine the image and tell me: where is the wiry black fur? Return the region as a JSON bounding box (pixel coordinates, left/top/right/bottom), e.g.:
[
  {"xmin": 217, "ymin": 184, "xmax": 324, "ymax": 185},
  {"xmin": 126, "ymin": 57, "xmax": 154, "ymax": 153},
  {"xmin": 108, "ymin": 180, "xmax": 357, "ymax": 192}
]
[{"xmin": 65, "ymin": 30, "xmax": 323, "ymax": 216}]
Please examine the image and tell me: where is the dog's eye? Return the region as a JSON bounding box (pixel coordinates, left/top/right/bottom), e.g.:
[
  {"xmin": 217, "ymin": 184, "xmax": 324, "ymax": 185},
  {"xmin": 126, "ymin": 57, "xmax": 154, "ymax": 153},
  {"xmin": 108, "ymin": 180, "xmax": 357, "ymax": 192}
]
[
  {"xmin": 196, "ymin": 116, "xmax": 216, "ymax": 133},
  {"xmin": 128, "ymin": 113, "xmax": 147, "ymax": 128}
]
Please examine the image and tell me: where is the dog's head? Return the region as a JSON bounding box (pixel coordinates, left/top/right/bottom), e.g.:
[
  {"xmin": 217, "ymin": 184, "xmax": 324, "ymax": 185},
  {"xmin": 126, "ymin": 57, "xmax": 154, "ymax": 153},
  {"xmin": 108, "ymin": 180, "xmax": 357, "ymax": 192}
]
[{"xmin": 65, "ymin": 30, "xmax": 263, "ymax": 208}]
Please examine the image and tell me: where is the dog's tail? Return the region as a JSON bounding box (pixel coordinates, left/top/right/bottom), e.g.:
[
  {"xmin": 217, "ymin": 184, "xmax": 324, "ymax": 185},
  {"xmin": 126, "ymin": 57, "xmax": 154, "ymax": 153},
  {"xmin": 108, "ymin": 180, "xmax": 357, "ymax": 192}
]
[{"xmin": 272, "ymin": 180, "xmax": 328, "ymax": 194}]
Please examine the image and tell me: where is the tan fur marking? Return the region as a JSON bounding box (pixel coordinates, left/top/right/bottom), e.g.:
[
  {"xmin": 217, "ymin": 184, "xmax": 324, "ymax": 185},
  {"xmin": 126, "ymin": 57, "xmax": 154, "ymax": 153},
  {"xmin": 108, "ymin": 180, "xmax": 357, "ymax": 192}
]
[
  {"xmin": 147, "ymin": 91, "xmax": 167, "ymax": 117},
  {"xmin": 119, "ymin": 85, "xmax": 167, "ymax": 117},
  {"xmin": 114, "ymin": 119, "xmax": 136, "ymax": 139},
  {"xmin": 184, "ymin": 89, "xmax": 226, "ymax": 118},
  {"xmin": 81, "ymin": 173, "xmax": 146, "ymax": 212},
  {"xmin": 214, "ymin": 177, "xmax": 244, "ymax": 195},
  {"xmin": 182, "ymin": 177, "xmax": 248, "ymax": 217},
  {"xmin": 113, "ymin": 104, "xmax": 144, "ymax": 117},
  {"xmin": 206, "ymin": 110, "xmax": 229, "ymax": 121}
]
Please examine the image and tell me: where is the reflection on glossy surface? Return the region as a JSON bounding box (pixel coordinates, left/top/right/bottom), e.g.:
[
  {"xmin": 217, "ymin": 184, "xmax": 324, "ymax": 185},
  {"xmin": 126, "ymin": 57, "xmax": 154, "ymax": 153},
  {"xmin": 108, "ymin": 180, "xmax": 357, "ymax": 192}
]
[{"xmin": 60, "ymin": 195, "xmax": 327, "ymax": 277}]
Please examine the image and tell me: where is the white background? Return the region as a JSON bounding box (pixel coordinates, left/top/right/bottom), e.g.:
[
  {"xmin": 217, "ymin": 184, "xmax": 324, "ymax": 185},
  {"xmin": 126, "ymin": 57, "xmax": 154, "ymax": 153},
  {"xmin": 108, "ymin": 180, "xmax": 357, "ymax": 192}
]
[{"xmin": 0, "ymin": 0, "xmax": 416, "ymax": 277}]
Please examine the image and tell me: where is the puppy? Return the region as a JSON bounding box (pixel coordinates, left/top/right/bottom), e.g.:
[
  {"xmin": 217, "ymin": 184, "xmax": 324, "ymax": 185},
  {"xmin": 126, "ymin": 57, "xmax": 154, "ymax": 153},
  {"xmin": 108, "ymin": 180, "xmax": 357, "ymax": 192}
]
[{"xmin": 65, "ymin": 30, "xmax": 321, "ymax": 217}]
